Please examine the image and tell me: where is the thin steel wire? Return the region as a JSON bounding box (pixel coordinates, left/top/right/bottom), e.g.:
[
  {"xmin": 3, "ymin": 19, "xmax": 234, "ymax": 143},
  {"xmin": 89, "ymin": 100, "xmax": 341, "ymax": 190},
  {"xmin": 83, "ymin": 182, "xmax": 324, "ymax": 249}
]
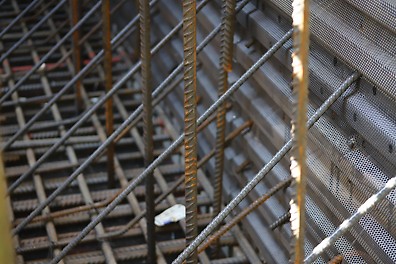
[
  {"xmin": 290, "ymin": 0, "xmax": 310, "ymax": 262},
  {"xmin": 213, "ymin": 0, "xmax": 237, "ymax": 255},
  {"xmin": 304, "ymin": 176, "xmax": 396, "ymax": 264},
  {"xmin": 182, "ymin": 1, "xmax": 198, "ymax": 263},
  {"xmin": 46, "ymin": 27, "xmax": 293, "ymax": 264},
  {"xmin": 171, "ymin": 71, "xmax": 360, "ymax": 264}
]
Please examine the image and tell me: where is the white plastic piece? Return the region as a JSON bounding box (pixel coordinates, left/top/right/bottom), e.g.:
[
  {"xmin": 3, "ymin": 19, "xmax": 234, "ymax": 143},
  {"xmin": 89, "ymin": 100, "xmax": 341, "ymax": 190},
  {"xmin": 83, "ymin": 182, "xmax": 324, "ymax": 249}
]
[{"xmin": 154, "ymin": 204, "xmax": 186, "ymax": 227}]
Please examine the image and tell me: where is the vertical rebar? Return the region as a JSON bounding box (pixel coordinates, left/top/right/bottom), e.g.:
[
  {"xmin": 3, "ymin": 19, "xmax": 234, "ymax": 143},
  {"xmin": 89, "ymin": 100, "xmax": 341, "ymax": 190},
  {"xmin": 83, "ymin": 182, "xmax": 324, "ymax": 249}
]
[
  {"xmin": 70, "ymin": 0, "xmax": 83, "ymax": 113},
  {"xmin": 102, "ymin": 0, "xmax": 115, "ymax": 188},
  {"xmin": 213, "ymin": 0, "xmax": 236, "ymax": 256},
  {"xmin": 139, "ymin": 0, "xmax": 155, "ymax": 262},
  {"xmin": 0, "ymin": 155, "xmax": 15, "ymax": 264},
  {"xmin": 290, "ymin": 0, "xmax": 310, "ymax": 263},
  {"xmin": 182, "ymin": 1, "xmax": 198, "ymax": 263}
]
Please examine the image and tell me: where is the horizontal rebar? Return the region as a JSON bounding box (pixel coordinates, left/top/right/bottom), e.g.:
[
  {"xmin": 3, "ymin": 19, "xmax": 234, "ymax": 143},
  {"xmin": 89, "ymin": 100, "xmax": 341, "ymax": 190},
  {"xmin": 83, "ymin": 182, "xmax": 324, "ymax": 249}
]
[
  {"xmin": 47, "ymin": 25, "xmax": 291, "ymax": 264},
  {"xmin": 171, "ymin": 71, "xmax": 361, "ymax": 264}
]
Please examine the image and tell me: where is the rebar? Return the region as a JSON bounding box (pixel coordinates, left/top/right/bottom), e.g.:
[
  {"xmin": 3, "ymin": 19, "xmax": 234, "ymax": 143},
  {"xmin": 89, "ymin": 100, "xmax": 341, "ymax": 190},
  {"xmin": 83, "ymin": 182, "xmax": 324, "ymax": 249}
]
[
  {"xmin": 0, "ymin": 0, "xmax": 68, "ymax": 64},
  {"xmin": 46, "ymin": 27, "xmax": 292, "ymax": 264},
  {"xmin": 270, "ymin": 211, "xmax": 291, "ymax": 230},
  {"xmin": 290, "ymin": 0, "xmax": 310, "ymax": 262},
  {"xmin": 0, "ymin": 0, "xmax": 101, "ymax": 106},
  {"xmin": 198, "ymin": 177, "xmax": 292, "ymax": 253},
  {"xmin": 70, "ymin": 0, "xmax": 83, "ymax": 113},
  {"xmin": 213, "ymin": 0, "xmax": 237, "ymax": 255},
  {"xmin": 304, "ymin": 175, "xmax": 396, "ymax": 264},
  {"xmin": 102, "ymin": 0, "xmax": 115, "ymax": 188},
  {"xmin": 171, "ymin": 71, "xmax": 360, "ymax": 264},
  {"xmin": 138, "ymin": 0, "xmax": 156, "ymax": 261},
  {"xmin": 0, "ymin": 0, "xmax": 42, "ymax": 39},
  {"xmin": 182, "ymin": 0, "xmax": 198, "ymax": 263}
]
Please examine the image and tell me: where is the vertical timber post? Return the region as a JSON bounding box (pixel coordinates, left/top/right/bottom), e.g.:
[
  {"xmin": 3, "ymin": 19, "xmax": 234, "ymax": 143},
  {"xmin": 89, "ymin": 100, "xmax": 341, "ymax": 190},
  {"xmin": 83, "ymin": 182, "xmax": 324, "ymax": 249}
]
[
  {"xmin": 102, "ymin": 0, "xmax": 115, "ymax": 188},
  {"xmin": 182, "ymin": 0, "xmax": 198, "ymax": 263},
  {"xmin": 213, "ymin": 0, "xmax": 236, "ymax": 256},
  {"xmin": 289, "ymin": 0, "xmax": 310, "ymax": 263},
  {"xmin": 139, "ymin": 0, "xmax": 156, "ymax": 262},
  {"xmin": 70, "ymin": 0, "xmax": 83, "ymax": 113}
]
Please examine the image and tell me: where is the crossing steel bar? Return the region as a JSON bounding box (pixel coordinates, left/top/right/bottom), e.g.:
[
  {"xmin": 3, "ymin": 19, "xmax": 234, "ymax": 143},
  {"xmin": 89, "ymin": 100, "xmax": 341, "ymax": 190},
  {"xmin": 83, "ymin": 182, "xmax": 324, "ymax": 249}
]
[
  {"xmin": 213, "ymin": 0, "xmax": 237, "ymax": 255},
  {"xmin": 0, "ymin": 0, "xmax": 42, "ymax": 39},
  {"xmin": 304, "ymin": 175, "xmax": 396, "ymax": 264},
  {"xmin": 46, "ymin": 26, "xmax": 291, "ymax": 264},
  {"xmin": 0, "ymin": 0, "xmax": 68, "ymax": 64},
  {"xmin": 102, "ymin": 0, "xmax": 115, "ymax": 188},
  {"xmin": 182, "ymin": 0, "xmax": 198, "ymax": 263},
  {"xmin": 5, "ymin": 0, "xmax": 210, "ymax": 194},
  {"xmin": 171, "ymin": 71, "xmax": 360, "ymax": 264},
  {"xmin": 198, "ymin": 177, "xmax": 292, "ymax": 253},
  {"xmin": 0, "ymin": 0, "xmax": 101, "ymax": 106},
  {"xmin": 290, "ymin": 0, "xmax": 310, "ymax": 262},
  {"xmin": 70, "ymin": 0, "xmax": 83, "ymax": 113},
  {"xmin": 138, "ymin": 0, "xmax": 156, "ymax": 261}
]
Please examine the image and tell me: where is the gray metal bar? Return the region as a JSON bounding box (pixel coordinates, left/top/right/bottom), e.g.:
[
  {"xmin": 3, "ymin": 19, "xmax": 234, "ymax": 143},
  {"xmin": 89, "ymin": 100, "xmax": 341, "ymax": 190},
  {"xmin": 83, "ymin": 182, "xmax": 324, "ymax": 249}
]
[{"xmin": 304, "ymin": 175, "xmax": 396, "ymax": 264}]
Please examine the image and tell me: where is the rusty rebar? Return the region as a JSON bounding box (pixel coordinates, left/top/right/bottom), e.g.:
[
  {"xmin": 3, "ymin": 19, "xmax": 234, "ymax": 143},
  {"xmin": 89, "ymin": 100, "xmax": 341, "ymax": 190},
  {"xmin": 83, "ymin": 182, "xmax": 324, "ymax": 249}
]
[
  {"xmin": 138, "ymin": 0, "xmax": 156, "ymax": 261},
  {"xmin": 182, "ymin": 1, "xmax": 198, "ymax": 263},
  {"xmin": 198, "ymin": 178, "xmax": 292, "ymax": 253},
  {"xmin": 290, "ymin": 0, "xmax": 310, "ymax": 262},
  {"xmin": 102, "ymin": 0, "xmax": 115, "ymax": 188},
  {"xmin": 213, "ymin": 0, "xmax": 237, "ymax": 256},
  {"xmin": 70, "ymin": 0, "xmax": 83, "ymax": 113}
]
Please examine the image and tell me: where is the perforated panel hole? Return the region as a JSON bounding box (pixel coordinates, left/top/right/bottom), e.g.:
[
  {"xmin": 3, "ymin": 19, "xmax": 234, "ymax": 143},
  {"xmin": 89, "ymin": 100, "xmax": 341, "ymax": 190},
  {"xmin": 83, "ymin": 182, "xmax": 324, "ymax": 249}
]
[
  {"xmin": 320, "ymin": 86, "xmax": 324, "ymax": 94},
  {"xmin": 353, "ymin": 113, "xmax": 357, "ymax": 122},
  {"xmin": 372, "ymin": 86, "xmax": 377, "ymax": 95},
  {"xmin": 333, "ymin": 57, "xmax": 338, "ymax": 66},
  {"xmin": 277, "ymin": 15, "xmax": 282, "ymax": 23},
  {"xmin": 389, "ymin": 144, "xmax": 393, "ymax": 153}
]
